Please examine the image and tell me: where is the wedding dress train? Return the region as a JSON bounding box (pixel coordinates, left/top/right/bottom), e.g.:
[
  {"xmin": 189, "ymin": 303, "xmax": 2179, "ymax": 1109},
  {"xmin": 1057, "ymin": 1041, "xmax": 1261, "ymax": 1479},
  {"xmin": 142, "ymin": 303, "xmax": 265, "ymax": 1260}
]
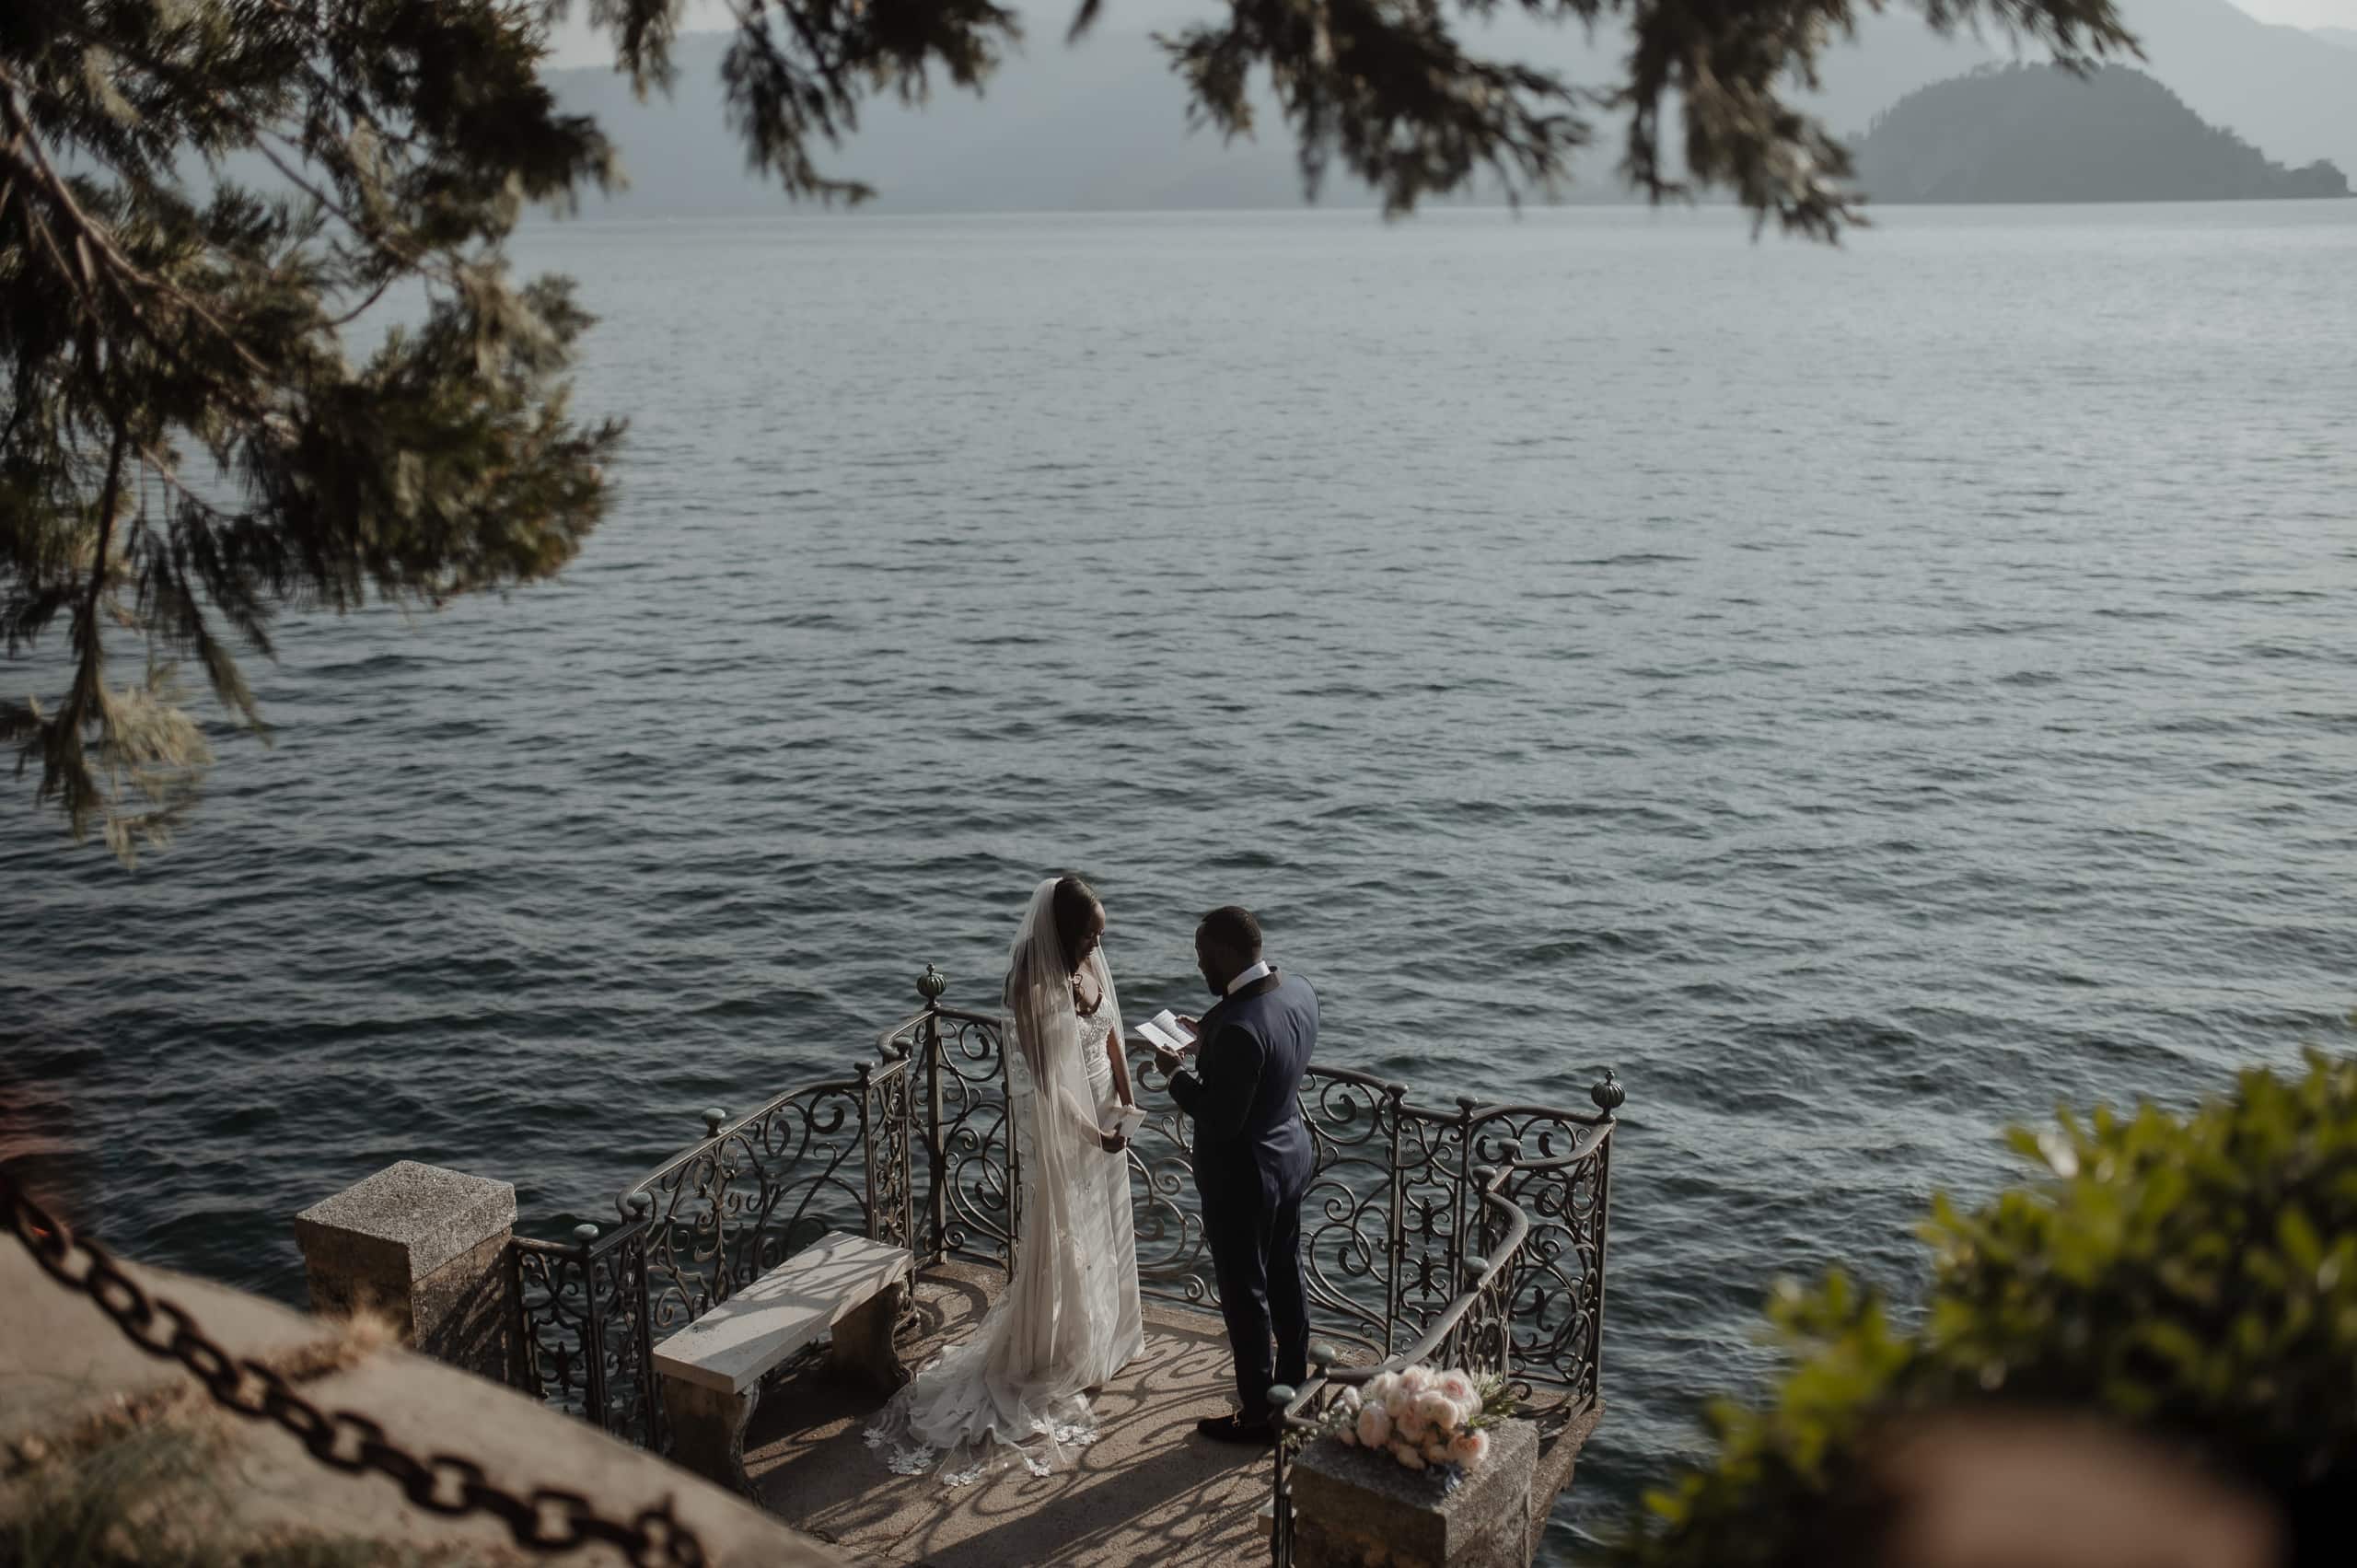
[{"xmin": 865, "ymin": 878, "xmax": 1144, "ymax": 1483}]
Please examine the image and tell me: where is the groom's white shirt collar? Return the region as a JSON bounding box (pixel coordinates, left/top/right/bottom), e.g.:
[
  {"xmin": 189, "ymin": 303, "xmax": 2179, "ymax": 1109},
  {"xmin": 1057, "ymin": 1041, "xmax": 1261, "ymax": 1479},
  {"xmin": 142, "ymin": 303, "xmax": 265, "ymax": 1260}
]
[{"xmin": 1225, "ymin": 959, "xmax": 1273, "ymax": 995}]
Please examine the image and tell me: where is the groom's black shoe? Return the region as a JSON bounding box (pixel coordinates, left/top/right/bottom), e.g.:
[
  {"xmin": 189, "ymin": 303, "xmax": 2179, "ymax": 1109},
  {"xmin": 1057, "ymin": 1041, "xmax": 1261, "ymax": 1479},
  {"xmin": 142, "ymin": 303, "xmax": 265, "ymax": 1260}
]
[{"xmin": 1196, "ymin": 1414, "xmax": 1276, "ymax": 1446}]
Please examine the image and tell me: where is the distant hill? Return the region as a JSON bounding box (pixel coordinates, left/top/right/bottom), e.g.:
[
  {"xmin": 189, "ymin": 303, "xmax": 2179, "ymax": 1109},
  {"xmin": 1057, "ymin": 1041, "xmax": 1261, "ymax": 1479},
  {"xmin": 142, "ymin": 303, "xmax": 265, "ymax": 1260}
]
[
  {"xmin": 1813, "ymin": 0, "xmax": 2357, "ymax": 181},
  {"xmin": 2315, "ymin": 26, "xmax": 2357, "ymax": 53},
  {"xmin": 1852, "ymin": 63, "xmax": 2350, "ymax": 203}
]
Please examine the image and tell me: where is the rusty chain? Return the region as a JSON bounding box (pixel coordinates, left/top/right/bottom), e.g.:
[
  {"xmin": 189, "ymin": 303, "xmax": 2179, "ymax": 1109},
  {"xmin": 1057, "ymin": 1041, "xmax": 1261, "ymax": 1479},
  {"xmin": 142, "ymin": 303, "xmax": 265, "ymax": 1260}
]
[{"xmin": 1, "ymin": 1166, "xmax": 706, "ymax": 1568}]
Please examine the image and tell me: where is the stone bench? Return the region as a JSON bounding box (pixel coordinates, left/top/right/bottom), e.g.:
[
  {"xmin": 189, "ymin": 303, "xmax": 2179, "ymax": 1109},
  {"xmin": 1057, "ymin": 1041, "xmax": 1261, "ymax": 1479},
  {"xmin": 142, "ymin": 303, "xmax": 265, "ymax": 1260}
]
[{"xmin": 653, "ymin": 1230, "xmax": 913, "ymax": 1491}]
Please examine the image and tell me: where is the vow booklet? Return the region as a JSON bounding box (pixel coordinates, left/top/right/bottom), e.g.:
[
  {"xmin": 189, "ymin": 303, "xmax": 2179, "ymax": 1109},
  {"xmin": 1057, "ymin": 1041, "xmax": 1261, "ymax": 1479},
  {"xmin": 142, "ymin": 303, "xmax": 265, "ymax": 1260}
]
[
  {"xmin": 1134, "ymin": 1010, "xmax": 1199, "ymax": 1056},
  {"xmin": 1105, "ymin": 1104, "xmax": 1147, "ymax": 1139}
]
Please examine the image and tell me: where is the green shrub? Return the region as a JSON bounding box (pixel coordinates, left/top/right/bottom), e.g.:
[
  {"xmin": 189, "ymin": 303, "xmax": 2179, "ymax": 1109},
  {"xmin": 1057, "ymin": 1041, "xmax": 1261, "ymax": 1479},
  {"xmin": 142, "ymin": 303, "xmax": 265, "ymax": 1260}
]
[{"xmin": 1620, "ymin": 1050, "xmax": 2357, "ymax": 1567}]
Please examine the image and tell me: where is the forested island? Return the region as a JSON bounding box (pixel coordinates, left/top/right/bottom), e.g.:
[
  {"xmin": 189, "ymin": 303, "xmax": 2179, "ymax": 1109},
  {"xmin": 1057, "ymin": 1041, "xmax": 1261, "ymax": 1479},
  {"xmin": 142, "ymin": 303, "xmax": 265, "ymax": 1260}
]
[{"xmin": 1852, "ymin": 64, "xmax": 2351, "ymax": 204}]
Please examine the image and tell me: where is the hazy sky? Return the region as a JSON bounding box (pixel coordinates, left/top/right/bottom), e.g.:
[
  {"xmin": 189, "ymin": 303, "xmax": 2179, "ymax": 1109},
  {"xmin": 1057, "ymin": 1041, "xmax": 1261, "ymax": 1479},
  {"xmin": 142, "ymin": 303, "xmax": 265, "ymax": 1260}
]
[
  {"xmin": 541, "ymin": 0, "xmax": 2357, "ymax": 64},
  {"xmin": 2236, "ymin": 0, "xmax": 2356, "ymax": 24}
]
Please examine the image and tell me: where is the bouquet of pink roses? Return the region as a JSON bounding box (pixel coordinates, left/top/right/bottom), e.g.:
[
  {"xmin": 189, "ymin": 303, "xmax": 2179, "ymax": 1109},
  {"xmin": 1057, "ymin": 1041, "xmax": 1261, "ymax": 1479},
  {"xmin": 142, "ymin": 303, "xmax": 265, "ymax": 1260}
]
[{"xmin": 1299, "ymin": 1363, "xmax": 1512, "ymax": 1472}]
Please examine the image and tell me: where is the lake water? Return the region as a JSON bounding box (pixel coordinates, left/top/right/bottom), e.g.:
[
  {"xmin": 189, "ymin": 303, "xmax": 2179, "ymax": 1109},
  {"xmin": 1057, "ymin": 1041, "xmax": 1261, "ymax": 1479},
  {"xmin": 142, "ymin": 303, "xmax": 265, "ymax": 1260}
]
[{"xmin": 6, "ymin": 202, "xmax": 2355, "ymax": 1557}]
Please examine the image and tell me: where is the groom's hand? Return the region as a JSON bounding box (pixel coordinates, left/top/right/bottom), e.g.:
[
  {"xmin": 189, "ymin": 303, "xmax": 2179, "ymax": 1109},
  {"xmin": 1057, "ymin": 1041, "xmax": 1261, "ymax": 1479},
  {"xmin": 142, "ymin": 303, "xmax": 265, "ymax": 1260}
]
[{"xmin": 1159, "ymin": 1016, "xmax": 1202, "ymax": 1070}]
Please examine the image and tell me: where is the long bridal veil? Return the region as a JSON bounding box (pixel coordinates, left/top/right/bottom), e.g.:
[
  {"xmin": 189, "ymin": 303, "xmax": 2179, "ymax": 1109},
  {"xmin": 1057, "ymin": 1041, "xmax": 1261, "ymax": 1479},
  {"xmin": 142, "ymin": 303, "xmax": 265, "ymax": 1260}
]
[{"xmin": 866, "ymin": 877, "xmax": 1129, "ymax": 1483}]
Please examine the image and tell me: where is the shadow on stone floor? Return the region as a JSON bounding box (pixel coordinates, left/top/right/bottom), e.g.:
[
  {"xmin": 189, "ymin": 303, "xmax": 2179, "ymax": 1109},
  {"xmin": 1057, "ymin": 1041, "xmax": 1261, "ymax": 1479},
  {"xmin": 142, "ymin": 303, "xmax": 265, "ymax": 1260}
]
[{"xmin": 743, "ymin": 1265, "xmax": 1271, "ymax": 1567}]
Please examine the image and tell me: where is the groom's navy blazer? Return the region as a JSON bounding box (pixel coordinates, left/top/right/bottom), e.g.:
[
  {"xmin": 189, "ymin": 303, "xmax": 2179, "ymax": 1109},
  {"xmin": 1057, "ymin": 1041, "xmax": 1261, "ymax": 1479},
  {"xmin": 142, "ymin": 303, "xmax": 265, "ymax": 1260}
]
[{"xmin": 1169, "ymin": 970, "xmax": 1318, "ymax": 1213}]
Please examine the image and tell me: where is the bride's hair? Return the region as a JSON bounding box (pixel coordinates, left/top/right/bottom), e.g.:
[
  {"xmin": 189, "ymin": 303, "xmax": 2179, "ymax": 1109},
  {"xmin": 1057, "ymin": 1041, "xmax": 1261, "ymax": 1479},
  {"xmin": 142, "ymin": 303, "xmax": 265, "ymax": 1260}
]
[{"xmin": 1050, "ymin": 875, "xmax": 1102, "ymax": 972}]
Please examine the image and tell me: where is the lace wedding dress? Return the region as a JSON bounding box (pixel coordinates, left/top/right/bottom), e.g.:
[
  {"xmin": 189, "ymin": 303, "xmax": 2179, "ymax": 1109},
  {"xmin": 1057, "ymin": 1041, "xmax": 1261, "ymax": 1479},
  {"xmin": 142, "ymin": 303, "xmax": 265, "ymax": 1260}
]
[{"xmin": 865, "ymin": 878, "xmax": 1144, "ymax": 1483}]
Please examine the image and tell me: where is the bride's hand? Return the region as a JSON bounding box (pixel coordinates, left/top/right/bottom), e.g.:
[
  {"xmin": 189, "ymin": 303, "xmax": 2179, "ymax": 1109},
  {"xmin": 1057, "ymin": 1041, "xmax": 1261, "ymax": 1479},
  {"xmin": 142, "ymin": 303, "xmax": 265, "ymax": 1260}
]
[{"xmin": 1100, "ymin": 1128, "xmax": 1131, "ymax": 1154}]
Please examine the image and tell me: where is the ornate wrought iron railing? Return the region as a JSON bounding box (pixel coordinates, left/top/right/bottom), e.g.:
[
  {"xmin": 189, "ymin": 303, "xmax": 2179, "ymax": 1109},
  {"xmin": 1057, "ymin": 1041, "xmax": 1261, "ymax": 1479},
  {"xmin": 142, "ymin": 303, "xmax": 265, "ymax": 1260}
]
[
  {"xmin": 1264, "ymin": 1132, "xmax": 1612, "ymax": 1568},
  {"xmin": 876, "ymin": 972, "xmax": 1023, "ymax": 1274},
  {"xmin": 866, "ymin": 986, "xmax": 1620, "ymax": 1391},
  {"xmin": 615, "ymin": 1052, "xmax": 916, "ymax": 1336},
  {"xmin": 508, "ymin": 1220, "xmax": 665, "ymax": 1450},
  {"xmin": 504, "ymin": 967, "xmax": 1621, "ymax": 1564},
  {"xmin": 1123, "ymin": 1054, "xmax": 1621, "ymax": 1390}
]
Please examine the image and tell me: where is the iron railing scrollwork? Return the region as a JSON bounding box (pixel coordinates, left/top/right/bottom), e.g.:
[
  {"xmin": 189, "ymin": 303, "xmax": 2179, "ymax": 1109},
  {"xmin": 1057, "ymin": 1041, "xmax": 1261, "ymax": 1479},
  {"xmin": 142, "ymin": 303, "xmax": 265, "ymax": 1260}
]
[
  {"xmin": 1266, "ymin": 1143, "xmax": 1584, "ymax": 1568},
  {"xmin": 861, "ymin": 1053, "xmax": 918, "ymax": 1258},
  {"xmin": 879, "ymin": 1001, "xmax": 1019, "ymax": 1273},
  {"xmin": 497, "ymin": 967, "xmax": 1620, "ymax": 1568},
  {"xmin": 616, "ymin": 1061, "xmax": 910, "ymax": 1334},
  {"xmin": 511, "ymin": 1218, "xmax": 666, "ymax": 1452},
  {"xmin": 1473, "ymin": 1112, "xmax": 1614, "ymax": 1399},
  {"xmin": 1122, "ymin": 1038, "xmax": 1211, "ymax": 1307}
]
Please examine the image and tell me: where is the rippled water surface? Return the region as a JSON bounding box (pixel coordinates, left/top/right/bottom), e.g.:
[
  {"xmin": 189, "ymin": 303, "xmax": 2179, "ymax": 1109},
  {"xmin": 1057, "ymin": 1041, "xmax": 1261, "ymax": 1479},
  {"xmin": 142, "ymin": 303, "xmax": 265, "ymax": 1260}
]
[{"xmin": 7, "ymin": 203, "xmax": 2356, "ymax": 1556}]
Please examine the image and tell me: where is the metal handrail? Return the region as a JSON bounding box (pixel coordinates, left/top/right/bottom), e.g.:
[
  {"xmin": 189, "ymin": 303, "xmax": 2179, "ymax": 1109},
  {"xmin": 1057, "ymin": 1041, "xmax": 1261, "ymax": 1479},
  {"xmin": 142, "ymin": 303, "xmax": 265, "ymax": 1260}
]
[
  {"xmin": 1270, "ymin": 1159, "xmax": 1539, "ymax": 1427},
  {"xmin": 566, "ymin": 965, "xmax": 1622, "ymax": 1568},
  {"xmin": 510, "ymin": 1222, "xmax": 665, "ymax": 1449},
  {"xmin": 1262, "ymin": 1136, "xmax": 1613, "ymax": 1568},
  {"xmin": 610, "ymin": 987, "xmax": 1000, "ymax": 1224},
  {"xmin": 875, "ymin": 998, "xmax": 999, "ymax": 1055},
  {"xmin": 611, "ymin": 1072, "xmax": 871, "ymax": 1221}
]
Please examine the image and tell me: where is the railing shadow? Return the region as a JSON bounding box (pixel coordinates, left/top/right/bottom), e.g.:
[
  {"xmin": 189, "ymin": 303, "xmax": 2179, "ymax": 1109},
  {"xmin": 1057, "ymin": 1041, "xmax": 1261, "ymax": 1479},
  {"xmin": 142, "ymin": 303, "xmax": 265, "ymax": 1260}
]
[{"xmin": 744, "ymin": 1278, "xmax": 1272, "ymax": 1567}]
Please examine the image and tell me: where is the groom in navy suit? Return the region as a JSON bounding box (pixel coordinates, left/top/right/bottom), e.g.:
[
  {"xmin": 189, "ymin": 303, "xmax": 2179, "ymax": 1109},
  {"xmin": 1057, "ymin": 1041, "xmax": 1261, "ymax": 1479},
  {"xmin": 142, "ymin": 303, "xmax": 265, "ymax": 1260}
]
[{"xmin": 1160, "ymin": 905, "xmax": 1318, "ymax": 1445}]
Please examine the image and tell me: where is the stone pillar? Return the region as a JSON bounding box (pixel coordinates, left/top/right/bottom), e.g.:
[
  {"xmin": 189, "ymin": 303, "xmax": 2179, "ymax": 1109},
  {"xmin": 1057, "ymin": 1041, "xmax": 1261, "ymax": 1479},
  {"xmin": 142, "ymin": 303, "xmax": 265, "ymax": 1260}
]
[
  {"xmin": 293, "ymin": 1160, "xmax": 516, "ymax": 1383},
  {"xmin": 1291, "ymin": 1417, "xmax": 1540, "ymax": 1568}
]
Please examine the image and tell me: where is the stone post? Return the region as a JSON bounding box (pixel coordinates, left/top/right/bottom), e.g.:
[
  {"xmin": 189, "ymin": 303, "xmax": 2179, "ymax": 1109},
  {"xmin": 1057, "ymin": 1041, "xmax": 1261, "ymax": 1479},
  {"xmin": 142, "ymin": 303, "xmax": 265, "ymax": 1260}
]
[
  {"xmin": 1291, "ymin": 1417, "xmax": 1541, "ymax": 1568},
  {"xmin": 293, "ymin": 1160, "xmax": 517, "ymax": 1383}
]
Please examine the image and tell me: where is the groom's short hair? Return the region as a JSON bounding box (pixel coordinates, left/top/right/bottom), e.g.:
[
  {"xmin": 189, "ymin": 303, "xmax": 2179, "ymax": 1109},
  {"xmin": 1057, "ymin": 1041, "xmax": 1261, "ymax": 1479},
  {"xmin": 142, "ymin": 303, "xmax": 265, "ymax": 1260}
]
[{"xmin": 1197, "ymin": 905, "xmax": 1261, "ymax": 960}]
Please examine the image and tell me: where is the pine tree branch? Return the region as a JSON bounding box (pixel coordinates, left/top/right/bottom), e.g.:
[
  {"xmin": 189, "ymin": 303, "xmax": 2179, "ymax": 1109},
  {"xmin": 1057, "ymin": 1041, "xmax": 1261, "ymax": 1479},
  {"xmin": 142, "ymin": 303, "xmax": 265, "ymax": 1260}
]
[
  {"xmin": 6, "ymin": 2, "xmax": 621, "ymax": 860},
  {"xmin": 43, "ymin": 413, "xmax": 131, "ymax": 838},
  {"xmin": 0, "ymin": 70, "xmax": 281, "ymax": 394},
  {"xmin": 133, "ymin": 441, "xmax": 233, "ymax": 526},
  {"xmin": 323, "ymin": 270, "xmax": 405, "ymax": 331},
  {"xmin": 45, "ymin": 20, "xmax": 467, "ymax": 327},
  {"xmin": 250, "ymin": 128, "xmax": 455, "ymax": 299},
  {"xmin": 752, "ymin": 0, "xmax": 859, "ymax": 123}
]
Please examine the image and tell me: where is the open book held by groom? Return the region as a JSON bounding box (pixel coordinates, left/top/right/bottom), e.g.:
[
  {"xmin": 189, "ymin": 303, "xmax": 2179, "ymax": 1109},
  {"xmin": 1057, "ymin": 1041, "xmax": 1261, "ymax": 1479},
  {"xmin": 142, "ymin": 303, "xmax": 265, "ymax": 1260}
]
[
  {"xmin": 1152, "ymin": 904, "xmax": 1318, "ymax": 1446},
  {"xmin": 1134, "ymin": 1009, "xmax": 1199, "ymax": 1058}
]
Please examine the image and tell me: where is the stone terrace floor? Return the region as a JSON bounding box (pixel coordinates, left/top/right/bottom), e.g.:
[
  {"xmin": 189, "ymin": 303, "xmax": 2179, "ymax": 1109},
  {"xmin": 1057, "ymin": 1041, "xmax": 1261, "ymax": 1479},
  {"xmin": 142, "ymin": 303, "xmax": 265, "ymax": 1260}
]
[{"xmin": 742, "ymin": 1263, "xmax": 1283, "ymax": 1568}]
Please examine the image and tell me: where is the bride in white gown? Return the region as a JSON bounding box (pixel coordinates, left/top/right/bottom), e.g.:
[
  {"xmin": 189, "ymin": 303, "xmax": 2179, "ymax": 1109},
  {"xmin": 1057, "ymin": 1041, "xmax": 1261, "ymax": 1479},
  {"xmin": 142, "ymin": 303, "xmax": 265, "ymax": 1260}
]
[{"xmin": 866, "ymin": 874, "xmax": 1146, "ymax": 1483}]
